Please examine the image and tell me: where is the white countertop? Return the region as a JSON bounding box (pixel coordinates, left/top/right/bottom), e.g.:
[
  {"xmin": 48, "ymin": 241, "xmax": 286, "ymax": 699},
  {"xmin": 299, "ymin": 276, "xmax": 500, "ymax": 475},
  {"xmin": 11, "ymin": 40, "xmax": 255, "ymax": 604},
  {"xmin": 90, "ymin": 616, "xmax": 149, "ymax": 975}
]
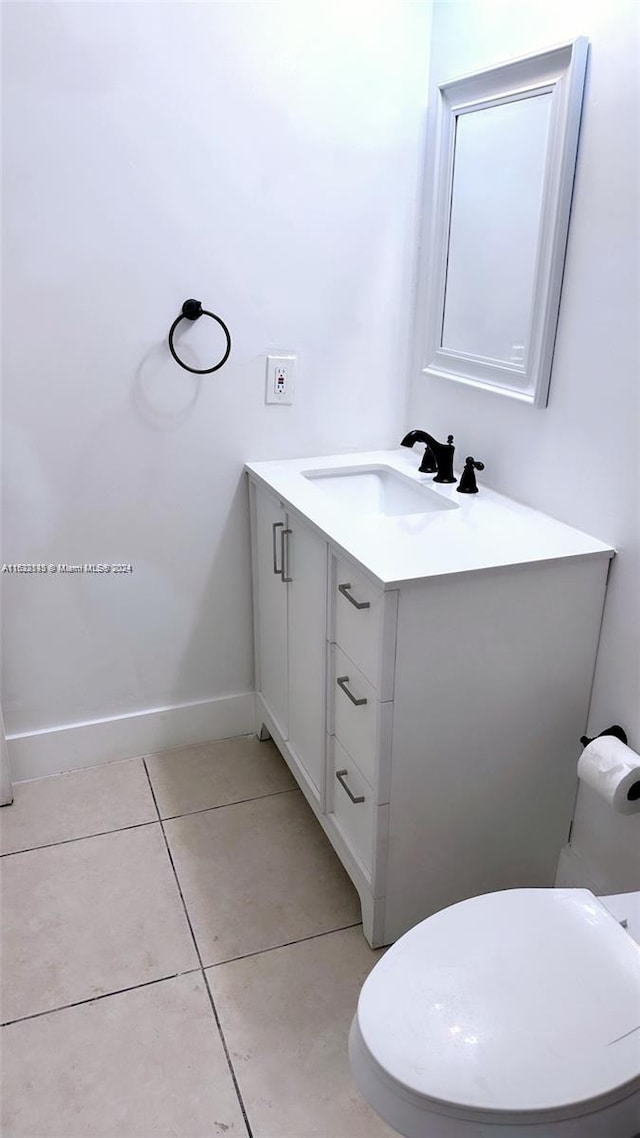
[{"xmin": 245, "ymin": 449, "xmax": 613, "ymax": 588}]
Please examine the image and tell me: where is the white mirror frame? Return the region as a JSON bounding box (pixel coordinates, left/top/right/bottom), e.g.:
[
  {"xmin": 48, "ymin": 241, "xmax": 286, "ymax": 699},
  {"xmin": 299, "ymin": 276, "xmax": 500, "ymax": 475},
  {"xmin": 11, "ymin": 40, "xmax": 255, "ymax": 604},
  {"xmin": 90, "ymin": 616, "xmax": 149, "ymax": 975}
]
[{"xmin": 417, "ymin": 38, "xmax": 589, "ymax": 408}]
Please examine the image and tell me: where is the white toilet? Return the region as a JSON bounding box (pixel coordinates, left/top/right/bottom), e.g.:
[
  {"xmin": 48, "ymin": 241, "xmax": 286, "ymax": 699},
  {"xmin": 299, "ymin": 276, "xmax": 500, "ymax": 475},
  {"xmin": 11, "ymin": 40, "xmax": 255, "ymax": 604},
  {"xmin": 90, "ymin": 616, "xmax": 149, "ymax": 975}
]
[{"xmin": 349, "ymin": 888, "xmax": 640, "ymax": 1137}]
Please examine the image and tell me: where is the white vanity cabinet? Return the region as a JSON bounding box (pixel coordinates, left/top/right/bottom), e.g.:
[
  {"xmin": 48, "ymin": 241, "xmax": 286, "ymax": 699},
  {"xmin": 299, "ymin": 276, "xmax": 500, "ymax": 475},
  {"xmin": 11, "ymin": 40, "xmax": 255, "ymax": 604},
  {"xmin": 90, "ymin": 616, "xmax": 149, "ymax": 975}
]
[
  {"xmin": 252, "ymin": 482, "xmax": 289, "ymax": 740},
  {"xmin": 250, "ymin": 481, "xmax": 327, "ymax": 806},
  {"xmin": 247, "ymin": 455, "xmax": 613, "ymax": 948}
]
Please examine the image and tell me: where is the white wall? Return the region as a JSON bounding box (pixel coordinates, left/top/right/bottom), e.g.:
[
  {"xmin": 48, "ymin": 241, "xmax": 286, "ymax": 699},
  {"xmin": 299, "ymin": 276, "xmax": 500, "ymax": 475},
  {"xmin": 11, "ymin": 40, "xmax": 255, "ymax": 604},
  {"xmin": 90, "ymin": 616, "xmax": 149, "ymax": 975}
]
[
  {"xmin": 1, "ymin": 0, "xmax": 432, "ymax": 777},
  {"xmin": 409, "ymin": 0, "xmax": 640, "ymax": 889}
]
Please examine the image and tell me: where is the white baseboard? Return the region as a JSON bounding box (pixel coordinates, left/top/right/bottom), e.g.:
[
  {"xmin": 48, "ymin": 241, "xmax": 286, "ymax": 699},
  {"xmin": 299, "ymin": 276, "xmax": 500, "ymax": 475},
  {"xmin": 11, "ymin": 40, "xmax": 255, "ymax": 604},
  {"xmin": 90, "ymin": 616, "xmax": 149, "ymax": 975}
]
[{"xmin": 6, "ymin": 693, "xmax": 256, "ymax": 781}]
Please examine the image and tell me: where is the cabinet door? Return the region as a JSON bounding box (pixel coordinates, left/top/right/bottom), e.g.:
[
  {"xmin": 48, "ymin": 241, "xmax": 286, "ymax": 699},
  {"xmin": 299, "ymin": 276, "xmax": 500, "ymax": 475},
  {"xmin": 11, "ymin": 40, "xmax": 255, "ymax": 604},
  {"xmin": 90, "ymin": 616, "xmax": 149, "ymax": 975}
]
[
  {"xmin": 287, "ymin": 516, "xmax": 327, "ymax": 804},
  {"xmin": 254, "ymin": 483, "xmax": 289, "ymax": 739}
]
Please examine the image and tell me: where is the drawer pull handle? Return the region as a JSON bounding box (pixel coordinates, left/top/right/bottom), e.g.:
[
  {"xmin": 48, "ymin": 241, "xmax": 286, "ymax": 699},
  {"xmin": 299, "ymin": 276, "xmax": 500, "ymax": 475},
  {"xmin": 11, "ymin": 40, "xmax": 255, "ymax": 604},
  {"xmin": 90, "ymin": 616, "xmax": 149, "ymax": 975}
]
[
  {"xmin": 338, "ymin": 582, "xmax": 370, "ymax": 610},
  {"xmin": 281, "ymin": 528, "xmax": 293, "ymax": 583},
  {"xmin": 336, "ymin": 768, "xmax": 365, "ymax": 804},
  {"xmin": 272, "ymin": 521, "xmax": 284, "ymax": 575},
  {"xmin": 337, "ymin": 675, "xmax": 367, "ymax": 706}
]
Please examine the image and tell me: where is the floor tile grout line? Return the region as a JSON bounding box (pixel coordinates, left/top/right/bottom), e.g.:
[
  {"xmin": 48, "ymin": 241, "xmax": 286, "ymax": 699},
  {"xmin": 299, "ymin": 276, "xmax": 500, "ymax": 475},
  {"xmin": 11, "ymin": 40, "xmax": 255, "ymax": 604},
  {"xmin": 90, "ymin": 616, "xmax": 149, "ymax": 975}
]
[
  {"xmin": 160, "ymin": 785, "xmax": 299, "ymax": 823},
  {"xmin": 204, "ymin": 921, "xmax": 365, "ymax": 970},
  {"xmin": 0, "ymin": 819, "xmax": 159, "ymax": 859},
  {"xmin": 0, "ymin": 969, "xmax": 202, "ymax": 1028},
  {"xmin": 0, "ymin": 921, "xmax": 367, "ymax": 1032},
  {"xmin": 141, "ymin": 761, "xmax": 208, "ymax": 973},
  {"xmin": 142, "ymin": 759, "xmax": 255, "ymax": 1138},
  {"xmin": 200, "ymin": 968, "xmax": 256, "ymax": 1137},
  {"xmin": 0, "ymin": 789, "xmax": 300, "ymax": 860}
]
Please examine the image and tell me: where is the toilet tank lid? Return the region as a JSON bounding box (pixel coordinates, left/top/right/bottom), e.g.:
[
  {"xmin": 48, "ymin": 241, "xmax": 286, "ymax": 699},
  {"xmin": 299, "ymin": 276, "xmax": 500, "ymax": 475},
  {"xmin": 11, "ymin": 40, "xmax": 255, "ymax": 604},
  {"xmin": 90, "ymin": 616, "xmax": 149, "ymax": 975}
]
[{"xmin": 357, "ymin": 889, "xmax": 640, "ymax": 1122}]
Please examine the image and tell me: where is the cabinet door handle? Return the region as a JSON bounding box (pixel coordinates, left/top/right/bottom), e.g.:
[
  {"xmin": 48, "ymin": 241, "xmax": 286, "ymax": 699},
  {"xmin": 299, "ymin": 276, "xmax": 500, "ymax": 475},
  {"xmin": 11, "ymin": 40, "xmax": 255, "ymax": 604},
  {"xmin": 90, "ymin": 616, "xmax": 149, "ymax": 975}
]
[
  {"xmin": 336, "ymin": 675, "xmax": 367, "ymax": 706},
  {"xmin": 272, "ymin": 522, "xmax": 284, "ymax": 576},
  {"xmin": 338, "ymin": 583, "xmax": 370, "ymax": 610},
  {"xmin": 281, "ymin": 528, "xmax": 293, "ymax": 583},
  {"xmin": 336, "ymin": 768, "xmax": 365, "ymax": 803}
]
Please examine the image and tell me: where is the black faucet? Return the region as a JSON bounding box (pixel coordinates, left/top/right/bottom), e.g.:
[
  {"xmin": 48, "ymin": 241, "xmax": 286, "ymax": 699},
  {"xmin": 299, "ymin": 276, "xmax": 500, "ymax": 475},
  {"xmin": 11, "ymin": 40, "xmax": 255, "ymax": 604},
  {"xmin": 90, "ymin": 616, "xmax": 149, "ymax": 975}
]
[{"xmin": 401, "ymin": 429, "xmax": 456, "ymax": 483}]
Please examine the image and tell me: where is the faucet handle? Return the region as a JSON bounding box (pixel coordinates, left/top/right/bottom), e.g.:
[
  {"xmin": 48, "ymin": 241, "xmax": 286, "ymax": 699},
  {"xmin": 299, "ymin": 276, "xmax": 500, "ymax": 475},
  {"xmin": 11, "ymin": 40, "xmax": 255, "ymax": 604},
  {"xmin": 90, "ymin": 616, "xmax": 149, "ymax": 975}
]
[{"xmin": 456, "ymin": 456, "xmax": 484, "ymax": 495}]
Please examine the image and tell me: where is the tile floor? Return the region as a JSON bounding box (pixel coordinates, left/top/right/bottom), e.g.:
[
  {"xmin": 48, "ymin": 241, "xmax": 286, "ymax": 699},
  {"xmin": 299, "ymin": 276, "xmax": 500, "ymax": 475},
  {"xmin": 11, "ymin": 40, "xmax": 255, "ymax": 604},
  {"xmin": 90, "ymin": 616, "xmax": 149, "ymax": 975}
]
[{"xmin": 0, "ymin": 735, "xmax": 395, "ymax": 1137}]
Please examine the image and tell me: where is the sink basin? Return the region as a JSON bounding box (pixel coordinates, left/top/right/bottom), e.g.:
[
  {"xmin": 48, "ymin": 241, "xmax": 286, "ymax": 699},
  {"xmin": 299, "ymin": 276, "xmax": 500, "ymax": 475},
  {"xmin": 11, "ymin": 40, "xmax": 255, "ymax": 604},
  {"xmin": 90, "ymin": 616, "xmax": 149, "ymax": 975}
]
[{"xmin": 302, "ymin": 465, "xmax": 458, "ymax": 517}]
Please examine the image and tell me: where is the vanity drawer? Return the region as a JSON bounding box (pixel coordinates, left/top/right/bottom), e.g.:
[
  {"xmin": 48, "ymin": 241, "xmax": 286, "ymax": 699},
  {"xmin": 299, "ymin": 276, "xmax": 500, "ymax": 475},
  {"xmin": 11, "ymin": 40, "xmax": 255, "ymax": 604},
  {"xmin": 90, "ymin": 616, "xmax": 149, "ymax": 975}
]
[
  {"xmin": 332, "ymin": 558, "xmax": 396, "ymax": 697},
  {"xmin": 329, "ymin": 736, "xmax": 376, "ymax": 880},
  {"xmin": 329, "ymin": 646, "xmax": 392, "ymax": 799}
]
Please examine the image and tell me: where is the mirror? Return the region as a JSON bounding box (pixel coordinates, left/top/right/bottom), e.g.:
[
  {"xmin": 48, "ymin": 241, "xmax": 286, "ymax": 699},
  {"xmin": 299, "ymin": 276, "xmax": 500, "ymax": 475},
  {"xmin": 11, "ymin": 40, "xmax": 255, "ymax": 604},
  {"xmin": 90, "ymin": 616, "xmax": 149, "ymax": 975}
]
[
  {"xmin": 442, "ymin": 93, "xmax": 552, "ymax": 362},
  {"xmin": 418, "ymin": 39, "xmax": 588, "ymax": 407}
]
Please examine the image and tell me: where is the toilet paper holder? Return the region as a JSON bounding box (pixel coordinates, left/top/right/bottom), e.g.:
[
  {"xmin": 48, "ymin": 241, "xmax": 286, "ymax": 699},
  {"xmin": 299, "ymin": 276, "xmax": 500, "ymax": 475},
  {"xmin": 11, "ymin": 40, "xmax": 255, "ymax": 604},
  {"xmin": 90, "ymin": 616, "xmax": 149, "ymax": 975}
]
[
  {"xmin": 579, "ymin": 724, "xmax": 640, "ymax": 805},
  {"xmin": 580, "ymin": 724, "xmax": 628, "ymax": 748}
]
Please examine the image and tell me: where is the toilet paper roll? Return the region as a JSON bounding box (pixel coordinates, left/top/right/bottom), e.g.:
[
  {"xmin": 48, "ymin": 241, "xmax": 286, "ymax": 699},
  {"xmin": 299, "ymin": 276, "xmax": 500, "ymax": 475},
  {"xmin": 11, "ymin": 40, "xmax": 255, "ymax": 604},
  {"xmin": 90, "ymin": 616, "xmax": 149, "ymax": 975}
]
[{"xmin": 577, "ymin": 735, "xmax": 640, "ymax": 815}]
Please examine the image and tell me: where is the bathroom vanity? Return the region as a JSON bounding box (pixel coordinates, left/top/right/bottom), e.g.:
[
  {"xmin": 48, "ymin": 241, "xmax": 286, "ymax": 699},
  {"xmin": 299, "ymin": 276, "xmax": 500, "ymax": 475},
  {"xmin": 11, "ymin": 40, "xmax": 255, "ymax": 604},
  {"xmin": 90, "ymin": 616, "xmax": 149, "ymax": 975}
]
[{"xmin": 246, "ymin": 450, "xmax": 613, "ymax": 947}]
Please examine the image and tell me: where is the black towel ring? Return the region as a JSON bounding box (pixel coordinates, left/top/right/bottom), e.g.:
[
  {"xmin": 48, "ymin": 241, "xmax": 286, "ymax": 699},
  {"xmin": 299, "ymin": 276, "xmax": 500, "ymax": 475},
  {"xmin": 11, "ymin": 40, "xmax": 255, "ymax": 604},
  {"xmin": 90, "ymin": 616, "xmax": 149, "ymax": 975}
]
[{"xmin": 168, "ymin": 299, "xmax": 231, "ymax": 374}]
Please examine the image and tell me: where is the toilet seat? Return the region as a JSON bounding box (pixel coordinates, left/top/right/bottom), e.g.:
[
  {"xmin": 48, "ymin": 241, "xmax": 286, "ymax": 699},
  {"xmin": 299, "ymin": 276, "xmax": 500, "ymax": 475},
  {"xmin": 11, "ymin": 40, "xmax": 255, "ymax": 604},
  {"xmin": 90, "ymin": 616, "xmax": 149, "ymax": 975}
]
[{"xmin": 352, "ymin": 889, "xmax": 640, "ymax": 1129}]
